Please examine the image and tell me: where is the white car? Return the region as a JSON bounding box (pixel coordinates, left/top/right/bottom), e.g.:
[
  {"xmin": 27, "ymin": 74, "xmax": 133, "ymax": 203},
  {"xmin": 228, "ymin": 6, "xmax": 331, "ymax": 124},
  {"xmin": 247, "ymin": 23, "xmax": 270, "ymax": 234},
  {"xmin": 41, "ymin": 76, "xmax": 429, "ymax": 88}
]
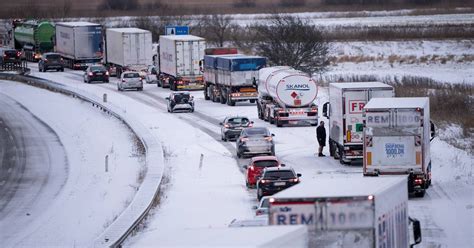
[
  {"xmin": 253, "ymin": 196, "xmax": 270, "ymax": 216},
  {"xmin": 166, "ymin": 92, "xmax": 194, "ymax": 113},
  {"xmin": 144, "ymin": 65, "xmax": 158, "ymax": 84},
  {"xmin": 118, "ymin": 71, "xmax": 143, "ymax": 91}
]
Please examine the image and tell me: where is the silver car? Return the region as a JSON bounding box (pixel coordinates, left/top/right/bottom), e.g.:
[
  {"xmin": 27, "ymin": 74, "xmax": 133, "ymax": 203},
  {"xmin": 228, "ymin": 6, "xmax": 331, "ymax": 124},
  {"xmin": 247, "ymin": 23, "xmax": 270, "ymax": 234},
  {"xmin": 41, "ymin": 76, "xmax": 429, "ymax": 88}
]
[
  {"xmin": 236, "ymin": 127, "xmax": 275, "ymax": 158},
  {"xmin": 118, "ymin": 71, "xmax": 143, "ymax": 91},
  {"xmin": 253, "ymin": 196, "xmax": 270, "ymax": 216}
]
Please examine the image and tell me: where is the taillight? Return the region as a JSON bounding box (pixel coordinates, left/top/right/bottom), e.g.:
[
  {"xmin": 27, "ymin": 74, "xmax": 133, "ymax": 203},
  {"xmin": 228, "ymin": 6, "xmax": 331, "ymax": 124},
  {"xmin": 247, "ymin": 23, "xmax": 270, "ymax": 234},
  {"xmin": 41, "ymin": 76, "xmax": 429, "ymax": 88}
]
[
  {"xmin": 105, "ymin": 71, "xmax": 109, "ymax": 76},
  {"xmin": 240, "ymin": 137, "xmax": 249, "ymax": 142},
  {"xmin": 122, "ymin": 79, "xmax": 126, "ymax": 82},
  {"xmin": 17, "ymin": 51, "xmax": 21, "ymax": 57},
  {"xmin": 260, "ymin": 179, "xmax": 267, "ymax": 184},
  {"xmin": 264, "ymin": 136, "xmax": 272, "ymax": 141},
  {"xmin": 44, "ymin": 59, "xmax": 48, "ymax": 62},
  {"xmin": 224, "ymin": 124, "xmax": 230, "ymax": 128},
  {"xmin": 414, "ymin": 178, "xmax": 423, "ymax": 185},
  {"xmin": 88, "ymin": 72, "xmax": 93, "ymax": 76},
  {"xmin": 290, "ymin": 178, "xmax": 299, "ymax": 183},
  {"xmin": 249, "ymin": 165, "xmax": 254, "ymax": 171},
  {"xmin": 248, "ymin": 123, "xmax": 253, "ymax": 127},
  {"xmin": 256, "ymin": 210, "xmax": 264, "ymax": 216}
]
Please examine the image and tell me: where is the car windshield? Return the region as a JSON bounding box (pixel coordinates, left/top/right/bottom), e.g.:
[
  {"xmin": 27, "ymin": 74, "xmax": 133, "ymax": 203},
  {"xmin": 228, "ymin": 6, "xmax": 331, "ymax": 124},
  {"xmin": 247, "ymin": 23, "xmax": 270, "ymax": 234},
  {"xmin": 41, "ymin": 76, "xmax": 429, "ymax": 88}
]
[
  {"xmin": 263, "ymin": 171, "xmax": 295, "ymax": 179},
  {"xmin": 4, "ymin": 50, "xmax": 17, "ymax": 57},
  {"xmin": 173, "ymin": 93, "xmax": 190, "ymax": 102},
  {"xmin": 46, "ymin": 54, "xmax": 61, "ymax": 60},
  {"xmin": 228, "ymin": 118, "xmax": 249, "ymax": 125},
  {"xmin": 244, "ymin": 128, "xmax": 268, "ymax": 136},
  {"xmin": 90, "ymin": 66, "xmax": 105, "ymax": 71},
  {"xmin": 254, "ymin": 160, "xmax": 278, "ymax": 167},
  {"xmin": 124, "ymin": 73, "xmax": 140, "ymax": 78}
]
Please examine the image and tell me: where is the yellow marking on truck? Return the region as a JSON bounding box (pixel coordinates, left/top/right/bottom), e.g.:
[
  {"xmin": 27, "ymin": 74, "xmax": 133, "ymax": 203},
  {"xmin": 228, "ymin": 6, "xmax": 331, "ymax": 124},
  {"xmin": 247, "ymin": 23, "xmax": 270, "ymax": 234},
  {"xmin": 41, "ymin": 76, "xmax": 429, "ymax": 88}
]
[{"xmin": 366, "ymin": 152, "xmax": 372, "ymax": 166}]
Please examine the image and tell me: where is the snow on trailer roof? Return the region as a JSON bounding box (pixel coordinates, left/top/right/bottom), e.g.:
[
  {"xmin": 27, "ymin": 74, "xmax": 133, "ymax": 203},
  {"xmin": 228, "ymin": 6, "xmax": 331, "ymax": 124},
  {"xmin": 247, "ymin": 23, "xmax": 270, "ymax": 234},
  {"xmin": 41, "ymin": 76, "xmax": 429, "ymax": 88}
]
[
  {"xmin": 160, "ymin": 34, "xmax": 205, "ymax": 41},
  {"xmin": 271, "ymin": 176, "xmax": 406, "ymax": 199},
  {"xmin": 107, "ymin": 28, "xmax": 150, "ymax": 33},
  {"xmin": 330, "ymin": 82, "xmax": 393, "ymax": 89},
  {"xmin": 365, "ymin": 97, "xmax": 429, "ymax": 109},
  {"xmin": 155, "ymin": 226, "xmax": 307, "ymax": 247},
  {"xmin": 56, "ymin": 22, "xmax": 101, "ymax": 27}
]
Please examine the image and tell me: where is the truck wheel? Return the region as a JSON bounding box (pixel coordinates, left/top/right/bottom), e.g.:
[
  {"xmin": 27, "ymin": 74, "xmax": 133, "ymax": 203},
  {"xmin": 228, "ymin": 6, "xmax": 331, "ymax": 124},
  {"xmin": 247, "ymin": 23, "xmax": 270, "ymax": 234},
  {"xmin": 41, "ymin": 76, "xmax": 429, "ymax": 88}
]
[
  {"xmin": 269, "ymin": 115, "xmax": 275, "ymax": 124},
  {"xmin": 220, "ymin": 91, "xmax": 226, "ymax": 104},
  {"xmin": 276, "ymin": 119, "xmax": 282, "ymax": 127},
  {"xmin": 204, "ymin": 85, "xmax": 210, "ymax": 100},
  {"xmin": 227, "ymin": 95, "xmax": 235, "ymax": 106},
  {"xmin": 338, "ymin": 148, "xmax": 346, "ymax": 165},
  {"xmin": 329, "ymin": 141, "xmax": 335, "ymax": 157}
]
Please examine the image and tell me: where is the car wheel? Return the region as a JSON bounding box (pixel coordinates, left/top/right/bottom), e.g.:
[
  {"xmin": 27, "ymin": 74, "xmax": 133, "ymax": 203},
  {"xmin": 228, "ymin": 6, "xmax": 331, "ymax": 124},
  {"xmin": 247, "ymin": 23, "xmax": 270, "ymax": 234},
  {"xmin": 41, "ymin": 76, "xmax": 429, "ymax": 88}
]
[
  {"xmin": 237, "ymin": 149, "xmax": 242, "ymax": 158},
  {"xmin": 60, "ymin": 68, "xmax": 64, "ymax": 72},
  {"xmin": 276, "ymin": 119, "xmax": 282, "ymax": 127},
  {"xmin": 222, "ymin": 134, "xmax": 227, "ymax": 142},
  {"xmin": 138, "ymin": 87, "xmax": 143, "ymax": 91},
  {"xmin": 257, "ymin": 188, "xmax": 263, "ymax": 201},
  {"xmin": 270, "ymin": 147, "xmax": 275, "ymax": 156}
]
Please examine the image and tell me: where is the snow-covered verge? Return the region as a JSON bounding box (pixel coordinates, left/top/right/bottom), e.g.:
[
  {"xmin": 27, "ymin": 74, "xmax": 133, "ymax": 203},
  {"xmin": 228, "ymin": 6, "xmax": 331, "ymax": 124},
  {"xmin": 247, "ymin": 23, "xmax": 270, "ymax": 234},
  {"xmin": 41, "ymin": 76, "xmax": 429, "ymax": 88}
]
[{"xmin": 0, "ymin": 80, "xmax": 144, "ymax": 246}]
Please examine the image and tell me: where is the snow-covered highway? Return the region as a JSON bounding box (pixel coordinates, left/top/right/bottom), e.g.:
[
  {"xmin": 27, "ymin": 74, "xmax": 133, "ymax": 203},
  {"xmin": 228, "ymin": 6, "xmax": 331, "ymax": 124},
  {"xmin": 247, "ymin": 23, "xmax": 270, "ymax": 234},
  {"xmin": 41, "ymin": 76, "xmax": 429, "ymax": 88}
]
[
  {"xmin": 0, "ymin": 62, "xmax": 471, "ymax": 247},
  {"xmin": 0, "ymin": 80, "xmax": 144, "ymax": 247}
]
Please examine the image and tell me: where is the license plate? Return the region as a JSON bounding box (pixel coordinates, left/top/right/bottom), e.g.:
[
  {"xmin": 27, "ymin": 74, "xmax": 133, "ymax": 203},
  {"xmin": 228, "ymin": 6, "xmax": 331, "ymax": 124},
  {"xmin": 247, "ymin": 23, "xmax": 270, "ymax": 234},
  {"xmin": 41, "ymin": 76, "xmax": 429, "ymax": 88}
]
[{"xmin": 274, "ymin": 182, "xmax": 286, "ymax": 186}]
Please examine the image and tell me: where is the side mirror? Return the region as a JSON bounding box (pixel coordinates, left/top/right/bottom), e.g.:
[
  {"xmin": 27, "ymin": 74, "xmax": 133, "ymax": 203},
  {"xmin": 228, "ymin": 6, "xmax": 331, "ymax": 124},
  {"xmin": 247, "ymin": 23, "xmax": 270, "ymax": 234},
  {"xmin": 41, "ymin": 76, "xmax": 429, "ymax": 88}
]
[
  {"xmin": 281, "ymin": 163, "xmax": 286, "ymax": 167},
  {"xmin": 430, "ymin": 121, "xmax": 436, "ymax": 142},
  {"xmin": 252, "ymin": 206, "xmax": 258, "ymax": 210},
  {"xmin": 165, "ymin": 97, "xmax": 169, "ymax": 100},
  {"xmin": 271, "ymin": 133, "xmax": 275, "ymax": 137},
  {"xmin": 243, "ymin": 165, "xmax": 248, "ymax": 169},
  {"xmin": 219, "ymin": 122, "xmax": 223, "ymax": 125},
  {"xmin": 250, "ymin": 121, "xmax": 254, "ymax": 124},
  {"xmin": 409, "ymin": 217, "xmax": 422, "ymax": 247},
  {"xmin": 322, "ymin": 102, "xmax": 329, "ymax": 118},
  {"xmin": 297, "ymin": 173, "xmax": 302, "ymax": 177}
]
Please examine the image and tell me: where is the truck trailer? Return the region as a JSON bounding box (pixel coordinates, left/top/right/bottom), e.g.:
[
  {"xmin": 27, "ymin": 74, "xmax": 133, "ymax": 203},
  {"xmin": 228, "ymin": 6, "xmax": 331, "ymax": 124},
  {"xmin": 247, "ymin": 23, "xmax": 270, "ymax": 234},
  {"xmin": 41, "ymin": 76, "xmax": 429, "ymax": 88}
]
[
  {"xmin": 13, "ymin": 20, "xmax": 55, "ymax": 61},
  {"xmin": 105, "ymin": 28, "xmax": 152, "ymax": 77},
  {"xmin": 204, "ymin": 53, "xmax": 265, "ymax": 106},
  {"xmin": 363, "ymin": 97, "xmax": 435, "ymax": 197},
  {"xmin": 257, "ymin": 66, "xmax": 318, "ymax": 127},
  {"xmin": 322, "ymin": 82, "xmax": 394, "ymax": 164},
  {"xmin": 55, "ymin": 22, "xmax": 103, "ymax": 70},
  {"xmin": 268, "ymin": 177, "xmax": 422, "ymax": 248},
  {"xmin": 158, "ymin": 35, "xmax": 206, "ymax": 91}
]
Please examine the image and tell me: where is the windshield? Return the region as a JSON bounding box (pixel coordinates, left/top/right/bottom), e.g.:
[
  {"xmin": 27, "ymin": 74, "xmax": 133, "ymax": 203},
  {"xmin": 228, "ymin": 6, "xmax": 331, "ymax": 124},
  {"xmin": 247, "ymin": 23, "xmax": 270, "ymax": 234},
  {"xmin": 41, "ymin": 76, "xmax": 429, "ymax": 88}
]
[
  {"xmin": 244, "ymin": 128, "xmax": 269, "ymax": 136},
  {"xmin": 4, "ymin": 50, "xmax": 17, "ymax": 57},
  {"xmin": 174, "ymin": 93, "xmax": 190, "ymax": 102},
  {"xmin": 263, "ymin": 170, "xmax": 295, "ymax": 179},
  {"xmin": 124, "ymin": 73, "xmax": 140, "ymax": 78},
  {"xmin": 254, "ymin": 160, "xmax": 278, "ymax": 167},
  {"xmin": 228, "ymin": 117, "xmax": 249, "ymax": 125},
  {"xmin": 90, "ymin": 66, "xmax": 105, "ymax": 71},
  {"xmin": 46, "ymin": 54, "xmax": 61, "ymax": 60}
]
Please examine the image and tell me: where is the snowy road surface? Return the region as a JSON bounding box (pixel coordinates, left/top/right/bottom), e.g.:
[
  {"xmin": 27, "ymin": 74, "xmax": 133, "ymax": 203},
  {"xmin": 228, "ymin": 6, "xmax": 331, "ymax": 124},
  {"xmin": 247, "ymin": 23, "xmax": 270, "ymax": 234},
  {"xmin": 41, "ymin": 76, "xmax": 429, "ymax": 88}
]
[
  {"xmin": 26, "ymin": 65, "xmax": 473, "ymax": 247},
  {"xmin": 0, "ymin": 80, "xmax": 144, "ymax": 246}
]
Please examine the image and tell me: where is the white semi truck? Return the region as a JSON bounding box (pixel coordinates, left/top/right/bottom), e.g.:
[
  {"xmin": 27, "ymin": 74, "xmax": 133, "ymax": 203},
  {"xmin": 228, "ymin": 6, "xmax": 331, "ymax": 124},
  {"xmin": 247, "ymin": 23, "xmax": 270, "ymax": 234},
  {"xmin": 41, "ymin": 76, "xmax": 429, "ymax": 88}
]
[
  {"xmin": 257, "ymin": 66, "xmax": 318, "ymax": 127},
  {"xmin": 55, "ymin": 22, "xmax": 103, "ymax": 70},
  {"xmin": 158, "ymin": 35, "xmax": 206, "ymax": 91},
  {"xmin": 268, "ymin": 177, "xmax": 422, "ymax": 248},
  {"xmin": 104, "ymin": 28, "xmax": 152, "ymax": 77},
  {"xmin": 322, "ymin": 82, "xmax": 394, "ymax": 164},
  {"xmin": 363, "ymin": 97, "xmax": 435, "ymax": 197}
]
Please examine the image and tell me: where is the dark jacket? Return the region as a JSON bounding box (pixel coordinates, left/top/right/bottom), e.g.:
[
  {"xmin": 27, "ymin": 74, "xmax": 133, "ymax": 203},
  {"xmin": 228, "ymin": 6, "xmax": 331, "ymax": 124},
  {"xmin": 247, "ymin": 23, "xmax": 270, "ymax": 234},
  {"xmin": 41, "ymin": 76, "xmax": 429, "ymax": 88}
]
[{"xmin": 317, "ymin": 125, "xmax": 326, "ymax": 146}]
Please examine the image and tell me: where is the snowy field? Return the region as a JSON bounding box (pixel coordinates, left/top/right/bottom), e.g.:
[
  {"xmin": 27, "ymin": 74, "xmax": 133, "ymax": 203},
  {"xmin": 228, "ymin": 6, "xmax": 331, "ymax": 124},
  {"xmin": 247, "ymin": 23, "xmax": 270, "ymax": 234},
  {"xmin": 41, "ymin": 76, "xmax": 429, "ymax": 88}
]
[
  {"xmin": 21, "ymin": 62, "xmax": 473, "ymax": 247},
  {"xmin": 0, "ymin": 80, "xmax": 144, "ymax": 247}
]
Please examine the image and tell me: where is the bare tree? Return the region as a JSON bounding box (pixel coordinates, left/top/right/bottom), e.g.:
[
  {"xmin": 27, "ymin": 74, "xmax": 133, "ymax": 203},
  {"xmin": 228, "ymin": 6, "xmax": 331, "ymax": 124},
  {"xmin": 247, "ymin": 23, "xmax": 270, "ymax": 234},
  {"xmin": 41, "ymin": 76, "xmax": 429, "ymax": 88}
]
[
  {"xmin": 195, "ymin": 14, "xmax": 234, "ymax": 47},
  {"xmin": 251, "ymin": 14, "xmax": 329, "ymax": 75}
]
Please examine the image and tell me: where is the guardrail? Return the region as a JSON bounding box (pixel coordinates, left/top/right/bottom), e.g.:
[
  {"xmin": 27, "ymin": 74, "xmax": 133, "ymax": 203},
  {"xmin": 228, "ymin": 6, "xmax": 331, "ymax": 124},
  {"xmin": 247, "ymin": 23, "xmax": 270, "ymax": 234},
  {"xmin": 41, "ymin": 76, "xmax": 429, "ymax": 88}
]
[{"xmin": 0, "ymin": 72, "xmax": 164, "ymax": 248}]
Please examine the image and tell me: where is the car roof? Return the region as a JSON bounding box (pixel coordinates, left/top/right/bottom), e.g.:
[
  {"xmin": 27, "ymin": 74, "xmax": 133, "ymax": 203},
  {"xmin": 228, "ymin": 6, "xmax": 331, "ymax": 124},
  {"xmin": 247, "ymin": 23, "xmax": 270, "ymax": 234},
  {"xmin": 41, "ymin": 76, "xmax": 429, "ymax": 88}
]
[
  {"xmin": 172, "ymin": 91, "xmax": 190, "ymax": 95},
  {"xmin": 251, "ymin": 156, "xmax": 278, "ymax": 162}
]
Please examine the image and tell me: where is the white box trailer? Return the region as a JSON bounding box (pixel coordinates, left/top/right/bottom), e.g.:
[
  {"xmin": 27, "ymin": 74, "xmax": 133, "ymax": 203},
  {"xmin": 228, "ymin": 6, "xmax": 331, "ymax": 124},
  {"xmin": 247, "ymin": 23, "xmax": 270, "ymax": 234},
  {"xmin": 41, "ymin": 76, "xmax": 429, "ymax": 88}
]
[
  {"xmin": 363, "ymin": 97, "xmax": 435, "ymax": 197},
  {"xmin": 55, "ymin": 22, "xmax": 103, "ymax": 69},
  {"xmin": 322, "ymin": 82, "xmax": 394, "ymax": 164},
  {"xmin": 152, "ymin": 226, "xmax": 308, "ymax": 247},
  {"xmin": 158, "ymin": 35, "xmax": 206, "ymax": 91},
  {"xmin": 268, "ymin": 177, "xmax": 422, "ymax": 248},
  {"xmin": 105, "ymin": 28, "xmax": 152, "ymax": 76}
]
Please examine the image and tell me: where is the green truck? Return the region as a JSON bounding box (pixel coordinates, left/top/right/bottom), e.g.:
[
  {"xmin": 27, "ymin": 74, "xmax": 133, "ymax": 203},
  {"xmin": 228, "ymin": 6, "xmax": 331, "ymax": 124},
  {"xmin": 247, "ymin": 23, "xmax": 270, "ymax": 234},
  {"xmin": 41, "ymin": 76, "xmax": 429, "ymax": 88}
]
[{"xmin": 13, "ymin": 20, "xmax": 55, "ymax": 61}]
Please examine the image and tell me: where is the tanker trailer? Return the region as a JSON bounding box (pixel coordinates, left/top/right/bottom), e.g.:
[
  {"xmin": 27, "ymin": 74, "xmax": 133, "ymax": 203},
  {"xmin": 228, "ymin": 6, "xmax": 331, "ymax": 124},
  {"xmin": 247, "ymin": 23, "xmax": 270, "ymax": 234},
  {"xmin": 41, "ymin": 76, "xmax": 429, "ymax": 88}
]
[
  {"xmin": 13, "ymin": 20, "xmax": 55, "ymax": 61},
  {"xmin": 257, "ymin": 66, "xmax": 318, "ymax": 127}
]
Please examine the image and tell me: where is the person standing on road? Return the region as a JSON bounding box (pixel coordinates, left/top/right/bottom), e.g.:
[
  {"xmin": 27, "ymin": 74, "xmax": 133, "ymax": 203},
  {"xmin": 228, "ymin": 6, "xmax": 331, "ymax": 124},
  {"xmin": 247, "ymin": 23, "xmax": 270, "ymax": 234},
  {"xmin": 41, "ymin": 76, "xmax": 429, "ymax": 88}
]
[{"xmin": 316, "ymin": 121, "xmax": 326, "ymax": 157}]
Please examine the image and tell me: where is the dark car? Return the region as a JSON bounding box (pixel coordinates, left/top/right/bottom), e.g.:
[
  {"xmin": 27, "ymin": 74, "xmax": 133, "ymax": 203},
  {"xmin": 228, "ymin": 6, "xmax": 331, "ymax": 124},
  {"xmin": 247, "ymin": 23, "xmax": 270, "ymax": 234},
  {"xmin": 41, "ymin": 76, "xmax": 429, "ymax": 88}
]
[
  {"xmin": 256, "ymin": 167, "xmax": 301, "ymax": 200},
  {"xmin": 38, "ymin": 53, "xmax": 64, "ymax": 72},
  {"xmin": 84, "ymin": 64, "xmax": 109, "ymax": 83},
  {"xmin": 236, "ymin": 127, "xmax": 275, "ymax": 158},
  {"xmin": 166, "ymin": 92, "xmax": 194, "ymax": 113},
  {"xmin": 0, "ymin": 48, "xmax": 21, "ymax": 66},
  {"xmin": 220, "ymin": 116, "xmax": 253, "ymax": 141}
]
